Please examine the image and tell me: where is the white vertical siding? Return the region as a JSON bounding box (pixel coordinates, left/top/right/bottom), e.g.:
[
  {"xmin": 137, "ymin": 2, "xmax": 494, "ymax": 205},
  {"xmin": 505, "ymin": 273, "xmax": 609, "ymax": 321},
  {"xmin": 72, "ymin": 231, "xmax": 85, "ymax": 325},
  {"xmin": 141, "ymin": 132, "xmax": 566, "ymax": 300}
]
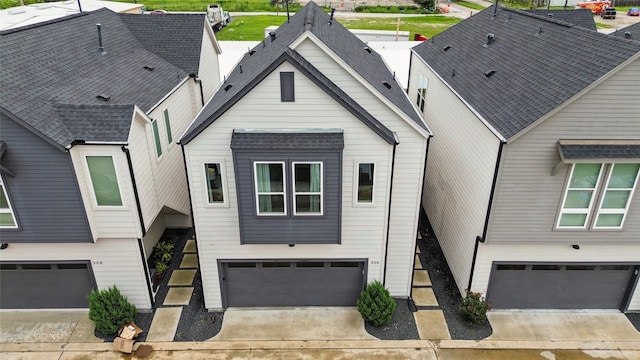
[
  {"xmin": 185, "ymin": 61, "xmax": 426, "ymax": 309},
  {"xmin": 408, "ymin": 55, "xmax": 501, "ymax": 296},
  {"xmin": 0, "ymin": 239, "xmax": 151, "ymax": 309},
  {"xmin": 474, "ymin": 242, "xmax": 640, "ymax": 310},
  {"xmin": 70, "ymin": 145, "xmax": 140, "ymax": 240}
]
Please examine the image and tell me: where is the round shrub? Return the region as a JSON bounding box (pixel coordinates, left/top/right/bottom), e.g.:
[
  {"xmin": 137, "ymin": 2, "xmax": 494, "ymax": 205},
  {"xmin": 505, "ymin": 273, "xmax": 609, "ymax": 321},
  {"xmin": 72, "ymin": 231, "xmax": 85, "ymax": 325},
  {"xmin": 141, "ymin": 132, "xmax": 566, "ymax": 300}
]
[
  {"xmin": 357, "ymin": 280, "xmax": 397, "ymax": 326},
  {"xmin": 87, "ymin": 285, "xmax": 137, "ymax": 336},
  {"xmin": 459, "ymin": 290, "xmax": 491, "ymax": 325}
]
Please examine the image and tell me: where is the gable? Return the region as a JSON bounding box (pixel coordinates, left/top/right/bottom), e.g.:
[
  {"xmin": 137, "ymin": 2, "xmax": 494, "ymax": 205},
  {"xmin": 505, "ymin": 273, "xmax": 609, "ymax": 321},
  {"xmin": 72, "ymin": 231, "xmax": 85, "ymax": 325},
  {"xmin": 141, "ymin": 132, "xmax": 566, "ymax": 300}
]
[{"xmin": 412, "ymin": 6, "xmax": 640, "ymax": 141}]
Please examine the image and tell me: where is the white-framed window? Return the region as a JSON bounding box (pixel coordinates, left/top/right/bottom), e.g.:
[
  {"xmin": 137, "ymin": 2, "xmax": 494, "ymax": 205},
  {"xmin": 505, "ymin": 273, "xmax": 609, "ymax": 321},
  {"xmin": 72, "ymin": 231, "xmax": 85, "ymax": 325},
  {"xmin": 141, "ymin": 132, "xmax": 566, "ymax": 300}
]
[
  {"xmin": 356, "ymin": 162, "xmax": 375, "ymax": 205},
  {"xmin": 254, "ymin": 162, "xmax": 286, "ymax": 215},
  {"xmin": 204, "ymin": 162, "xmax": 227, "ymax": 206},
  {"xmin": 292, "ymin": 162, "xmax": 323, "ymax": 215},
  {"xmin": 593, "ymin": 163, "xmax": 639, "ymax": 229},
  {"xmin": 163, "ymin": 109, "xmax": 173, "ymax": 145},
  {"xmin": 0, "ymin": 176, "xmax": 18, "ymax": 228},
  {"xmin": 557, "ymin": 163, "xmax": 639, "ymax": 229},
  {"xmin": 85, "ymin": 155, "xmax": 124, "ymax": 207},
  {"xmin": 416, "ymin": 72, "xmax": 428, "ymax": 112},
  {"xmin": 152, "ymin": 119, "xmax": 162, "ymax": 157}
]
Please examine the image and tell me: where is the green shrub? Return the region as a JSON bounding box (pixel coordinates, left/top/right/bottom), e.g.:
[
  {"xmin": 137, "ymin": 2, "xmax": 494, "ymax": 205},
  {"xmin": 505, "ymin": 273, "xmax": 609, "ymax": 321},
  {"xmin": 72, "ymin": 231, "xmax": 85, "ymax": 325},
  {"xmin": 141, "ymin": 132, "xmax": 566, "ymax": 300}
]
[
  {"xmin": 87, "ymin": 286, "xmax": 137, "ymax": 336},
  {"xmin": 153, "ymin": 240, "xmax": 175, "ymax": 265},
  {"xmin": 459, "ymin": 290, "xmax": 490, "ymax": 325},
  {"xmin": 357, "ymin": 280, "xmax": 397, "ymax": 326}
]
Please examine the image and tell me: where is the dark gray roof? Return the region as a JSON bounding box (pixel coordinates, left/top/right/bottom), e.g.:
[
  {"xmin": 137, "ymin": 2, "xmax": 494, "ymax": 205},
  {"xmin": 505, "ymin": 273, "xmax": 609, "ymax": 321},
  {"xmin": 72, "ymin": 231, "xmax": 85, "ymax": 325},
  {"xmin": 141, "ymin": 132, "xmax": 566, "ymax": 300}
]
[
  {"xmin": 181, "ymin": 2, "xmax": 427, "ymax": 145},
  {"xmin": 558, "ymin": 141, "xmax": 640, "ymax": 161},
  {"xmin": 118, "ymin": 13, "xmax": 206, "ymax": 75},
  {"xmin": 525, "ymin": 9, "xmax": 597, "ymax": 31},
  {"xmin": 0, "ymin": 9, "xmax": 206, "ymax": 148},
  {"xmin": 231, "ymin": 130, "xmax": 345, "ymax": 150},
  {"xmin": 412, "ymin": 6, "xmax": 640, "ymax": 141},
  {"xmin": 611, "ymin": 22, "xmax": 640, "ymax": 41}
]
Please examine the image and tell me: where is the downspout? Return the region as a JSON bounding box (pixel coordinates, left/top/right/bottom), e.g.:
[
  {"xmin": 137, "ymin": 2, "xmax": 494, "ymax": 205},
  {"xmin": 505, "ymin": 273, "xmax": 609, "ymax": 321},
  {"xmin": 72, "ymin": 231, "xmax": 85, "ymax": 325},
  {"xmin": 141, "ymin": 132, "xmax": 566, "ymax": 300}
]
[
  {"xmin": 467, "ymin": 140, "xmax": 505, "ymax": 292},
  {"xmin": 121, "ymin": 146, "xmax": 146, "ymax": 237},
  {"xmin": 179, "ymin": 143, "xmax": 198, "ymax": 242},
  {"xmin": 382, "ymin": 134, "xmax": 399, "ymax": 287},
  {"xmin": 408, "ymin": 136, "xmax": 431, "ymax": 312},
  {"xmin": 137, "ymin": 238, "xmax": 154, "ymax": 308},
  {"xmin": 190, "ymin": 74, "xmax": 205, "ymax": 107}
]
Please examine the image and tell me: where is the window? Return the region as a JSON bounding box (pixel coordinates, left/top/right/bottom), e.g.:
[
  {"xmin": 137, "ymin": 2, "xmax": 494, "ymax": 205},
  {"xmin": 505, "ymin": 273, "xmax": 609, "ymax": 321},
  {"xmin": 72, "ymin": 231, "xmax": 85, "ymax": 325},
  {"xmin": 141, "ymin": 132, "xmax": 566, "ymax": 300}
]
[
  {"xmin": 357, "ymin": 162, "xmax": 375, "ymax": 204},
  {"xmin": 293, "ymin": 162, "xmax": 322, "ymax": 215},
  {"xmin": 594, "ymin": 163, "xmax": 639, "ymax": 228},
  {"xmin": 254, "ymin": 162, "xmax": 286, "ymax": 215},
  {"xmin": 86, "ymin": 156, "xmax": 123, "ymax": 207},
  {"xmin": 416, "ymin": 73, "xmax": 428, "ymax": 112},
  {"xmin": 557, "ymin": 163, "xmax": 639, "ymax": 229},
  {"xmin": 163, "ymin": 109, "xmax": 173, "ymax": 144},
  {"xmin": 152, "ymin": 119, "xmax": 162, "ymax": 157},
  {"xmin": 280, "ymin": 72, "xmax": 295, "ymax": 102},
  {"xmin": 205, "ymin": 163, "xmax": 225, "ymax": 204},
  {"xmin": 0, "ymin": 176, "xmax": 17, "ymax": 228}
]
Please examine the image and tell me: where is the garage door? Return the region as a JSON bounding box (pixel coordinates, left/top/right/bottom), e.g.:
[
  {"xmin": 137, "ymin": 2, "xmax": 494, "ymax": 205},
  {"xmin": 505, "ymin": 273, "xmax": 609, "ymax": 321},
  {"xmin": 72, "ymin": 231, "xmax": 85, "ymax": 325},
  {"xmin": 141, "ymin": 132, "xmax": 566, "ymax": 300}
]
[
  {"xmin": 0, "ymin": 262, "xmax": 96, "ymax": 309},
  {"xmin": 487, "ymin": 263, "xmax": 638, "ymax": 310},
  {"xmin": 220, "ymin": 260, "xmax": 366, "ymax": 307}
]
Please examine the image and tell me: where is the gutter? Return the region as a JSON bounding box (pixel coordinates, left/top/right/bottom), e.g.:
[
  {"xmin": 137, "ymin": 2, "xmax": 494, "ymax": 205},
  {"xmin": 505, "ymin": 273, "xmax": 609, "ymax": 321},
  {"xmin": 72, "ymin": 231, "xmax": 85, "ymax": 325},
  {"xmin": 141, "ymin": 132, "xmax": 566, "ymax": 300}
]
[
  {"xmin": 180, "ymin": 143, "xmax": 198, "ymax": 243},
  {"xmin": 467, "ymin": 140, "xmax": 505, "ymax": 291},
  {"xmin": 382, "ymin": 133, "xmax": 400, "ymax": 286},
  {"xmin": 121, "ymin": 146, "xmax": 146, "ymax": 237}
]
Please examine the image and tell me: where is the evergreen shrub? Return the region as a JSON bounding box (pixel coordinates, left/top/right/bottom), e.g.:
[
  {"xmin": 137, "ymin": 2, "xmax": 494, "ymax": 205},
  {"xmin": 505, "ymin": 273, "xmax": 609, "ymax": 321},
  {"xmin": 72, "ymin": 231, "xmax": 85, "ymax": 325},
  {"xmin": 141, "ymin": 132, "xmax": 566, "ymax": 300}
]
[
  {"xmin": 87, "ymin": 285, "xmax": 137, "ymax": 335},
  {"xmin": 357, "ymin": 280, "xmax": 397, "ymax": 326}
]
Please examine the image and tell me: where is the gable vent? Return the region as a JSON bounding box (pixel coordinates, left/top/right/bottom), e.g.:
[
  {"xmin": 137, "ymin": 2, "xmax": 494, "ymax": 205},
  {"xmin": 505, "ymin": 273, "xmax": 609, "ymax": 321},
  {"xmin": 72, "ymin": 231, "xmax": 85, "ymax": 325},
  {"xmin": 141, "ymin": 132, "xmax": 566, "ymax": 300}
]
[
  {"xmin": 443, "ymin": 45, "xmax": 452, "ymax": 51},
  {"xmin": 96, "ymin": 94, "xmax": 110, "ymax": 102},
  {"xmin": 224, "ymin": 84, "xmax": 233, "ymax": 91},
  {"xmin": 382, "ymin": 81, "xmax": 392, "ymax": 89},
  {"xmin": 143, "ymin": 65, "xmax": 154, "ymax": 71},
  {"xmin": 484, "ymin": 70, "xmax": 496, "ymax": 78}
]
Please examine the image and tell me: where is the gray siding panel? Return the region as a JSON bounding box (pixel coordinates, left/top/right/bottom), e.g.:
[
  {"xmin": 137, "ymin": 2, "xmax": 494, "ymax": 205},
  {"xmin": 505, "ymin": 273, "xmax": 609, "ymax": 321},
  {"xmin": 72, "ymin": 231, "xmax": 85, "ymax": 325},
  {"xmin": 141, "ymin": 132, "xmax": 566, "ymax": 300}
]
[
  {"xmin": 0, "ymin": 115, "xmax": 92, "ymax": 243},
  {"xmin": 233, "ymin": 150, "xmax": 342, "ymax": 244}
]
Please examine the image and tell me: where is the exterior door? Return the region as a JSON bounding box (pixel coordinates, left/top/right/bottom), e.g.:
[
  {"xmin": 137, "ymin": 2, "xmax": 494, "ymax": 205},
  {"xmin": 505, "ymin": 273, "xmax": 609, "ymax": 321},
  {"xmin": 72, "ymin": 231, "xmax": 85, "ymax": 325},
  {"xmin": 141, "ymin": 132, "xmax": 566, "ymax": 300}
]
[
  {"xmin": 220, "ymin": 260, "xmax": 366, "ymax": 307},
  {"xmin": 0, "ymin": 261, "xmax": 96, "ymax": 309},
  {"xmin": 487, "ymin": 263, "xmax": 638, "ymax": 310}
]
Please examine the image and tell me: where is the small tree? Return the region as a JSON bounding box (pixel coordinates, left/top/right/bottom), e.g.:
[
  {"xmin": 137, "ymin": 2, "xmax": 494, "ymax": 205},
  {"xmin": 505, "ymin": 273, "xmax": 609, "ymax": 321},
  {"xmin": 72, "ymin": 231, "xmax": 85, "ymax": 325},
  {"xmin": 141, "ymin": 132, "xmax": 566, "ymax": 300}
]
[
  {"xmin": 413, "ymin": 0, "xmax": 436, "ymax": 10},
  {"xmin": 87, "ymin": 285, "xmax": 137, "ymax": 336},
  {"xmin": 357, "ymin": 280, "xmax": 397, "ymax": 326}
]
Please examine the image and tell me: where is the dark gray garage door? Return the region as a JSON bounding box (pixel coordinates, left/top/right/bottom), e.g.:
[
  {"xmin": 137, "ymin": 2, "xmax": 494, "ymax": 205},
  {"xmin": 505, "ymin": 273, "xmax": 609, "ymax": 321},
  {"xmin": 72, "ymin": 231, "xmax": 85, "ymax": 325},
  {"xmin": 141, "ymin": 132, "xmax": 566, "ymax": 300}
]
[
  {"xmin": 487, "ymin": 263, "xmax": 638, "ymax": 310},
  {"xmin": 220, "ymin": 260, "xmax": 366, "ymax": 307},
  {"xmin": 0, "ymin": 262, "xmax": 96, "ymax": 309}
]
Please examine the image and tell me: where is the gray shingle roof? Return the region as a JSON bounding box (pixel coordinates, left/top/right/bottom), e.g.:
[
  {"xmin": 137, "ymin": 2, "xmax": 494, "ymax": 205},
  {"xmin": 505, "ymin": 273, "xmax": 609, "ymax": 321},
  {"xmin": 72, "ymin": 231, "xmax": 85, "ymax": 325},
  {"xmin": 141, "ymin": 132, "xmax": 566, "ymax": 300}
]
[
  {"xmin": 559, "ymin": 143, "xmax": 640, "ymax": 160},
  {"xmin": 231, "ymin": 129, "xmax": 345, "ymax": 150},
  {"xmin": 412, "ymin": 6, "xmax": 640, "ymax": 141},
  {"xmin": 180, "ymin": 2, "xmax": 427, "ymax": 145},
  {"xmin": 611, "ymin": 22, "xmax": 640, "ymax": 41},
  {"xmin": 0, "ymin": 9, "xmax": 206, "ymax": 148},
  {"xmin": 525, "ymin": 9, "xmax": 597, "ymax": 31}
]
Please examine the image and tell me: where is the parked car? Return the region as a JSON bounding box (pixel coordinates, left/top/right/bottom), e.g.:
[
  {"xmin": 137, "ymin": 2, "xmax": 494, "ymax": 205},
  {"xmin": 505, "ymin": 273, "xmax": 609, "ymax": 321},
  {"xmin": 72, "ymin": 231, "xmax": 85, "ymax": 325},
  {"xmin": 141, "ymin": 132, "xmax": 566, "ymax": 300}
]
[
  {"xmin": 628, "ymin": 7, "xmax": 640, "ymax": 16},
  {"xmin": 601, "ymin": 7, "xmax": 616, "ymax": 18}
]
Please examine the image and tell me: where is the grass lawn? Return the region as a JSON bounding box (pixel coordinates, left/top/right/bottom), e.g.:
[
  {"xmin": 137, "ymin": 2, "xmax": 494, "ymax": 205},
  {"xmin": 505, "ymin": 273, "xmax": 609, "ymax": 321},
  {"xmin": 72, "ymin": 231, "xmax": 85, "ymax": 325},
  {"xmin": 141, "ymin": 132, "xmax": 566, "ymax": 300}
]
[
  {"xmin": 217, "ymin": 14, "xmax": 460, "ymax": 40},
  {"xmin": 454, "ymin": 1, "xmax": 486, "ymax": 10}
]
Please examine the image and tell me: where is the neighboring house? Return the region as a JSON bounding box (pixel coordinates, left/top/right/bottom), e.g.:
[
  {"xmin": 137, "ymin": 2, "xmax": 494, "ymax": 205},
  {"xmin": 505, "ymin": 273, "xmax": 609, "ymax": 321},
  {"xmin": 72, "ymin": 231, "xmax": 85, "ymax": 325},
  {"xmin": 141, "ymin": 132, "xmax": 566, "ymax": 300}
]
[
  {"xmin": 0, "ymin": 9, "xmax": 221, "ymax": 310},
  {"xmin": 180, "ymin": 2, "xmax": 431, "ymax": 310},
  {"xmin": 525, "ymin": 9, "xmax": 597, "ymax": 31},
  {"xmin": 408, "ymin": 6, "xmax": 640, "ymax": 311}
]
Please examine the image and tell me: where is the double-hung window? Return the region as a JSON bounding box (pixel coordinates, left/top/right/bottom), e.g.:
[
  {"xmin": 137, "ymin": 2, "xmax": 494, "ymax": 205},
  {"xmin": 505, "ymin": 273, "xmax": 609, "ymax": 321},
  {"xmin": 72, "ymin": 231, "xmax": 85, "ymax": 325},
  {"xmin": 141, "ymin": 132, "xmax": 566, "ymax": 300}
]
[
  {"xmin": 557, "ymin": 163, "xmax": 639, "ymax": 229},
  {"xmin": 254, "ymin": 162, "xmax": 286, "ymax": 215},
  {"xmin": 293, "ymin": 162, "xmax": 322, "ymax": 215},
  {"xmin": 0, "ymin": 176, "xmax": 17, "ymax": 228}
]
